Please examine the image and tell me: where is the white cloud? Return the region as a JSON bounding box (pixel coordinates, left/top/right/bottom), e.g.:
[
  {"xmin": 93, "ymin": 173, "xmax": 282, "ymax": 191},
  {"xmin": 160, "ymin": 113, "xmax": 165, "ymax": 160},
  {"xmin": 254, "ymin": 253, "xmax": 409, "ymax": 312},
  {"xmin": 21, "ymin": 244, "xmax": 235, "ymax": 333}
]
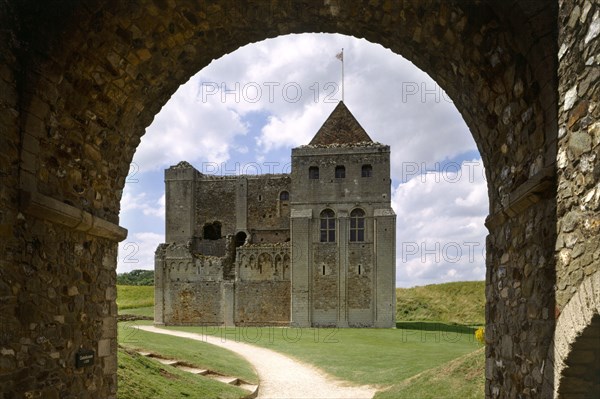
[
  {"xmin": 118, "ymin": 232, "xmax": 164, "ymax": 273},
  {"xmin": 393, "ymin": 160, "xmax": 488, "ymax": 287},
  {"xmin": 135, "ymin": 33, "xmax": 477, "ymax": 167},
  {"xmin": 120, "ymin": 190, "xmax": 165, "ymax": 218},
  {"xmin": 257, "ymin": 102, "xmax": 332, "ymax": 152},
  {"xmin": 133, "ymin": 74, "xmax": 249, "ymax": 172}
]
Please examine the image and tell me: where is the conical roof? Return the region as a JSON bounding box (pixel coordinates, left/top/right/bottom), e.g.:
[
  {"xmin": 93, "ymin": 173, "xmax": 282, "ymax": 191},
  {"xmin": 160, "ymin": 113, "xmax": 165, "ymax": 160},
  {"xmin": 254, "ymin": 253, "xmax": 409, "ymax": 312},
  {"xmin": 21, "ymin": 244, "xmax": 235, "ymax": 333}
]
[{"xmin": 308, "ymin": 101, "xmax": 373, "ymax": 145}]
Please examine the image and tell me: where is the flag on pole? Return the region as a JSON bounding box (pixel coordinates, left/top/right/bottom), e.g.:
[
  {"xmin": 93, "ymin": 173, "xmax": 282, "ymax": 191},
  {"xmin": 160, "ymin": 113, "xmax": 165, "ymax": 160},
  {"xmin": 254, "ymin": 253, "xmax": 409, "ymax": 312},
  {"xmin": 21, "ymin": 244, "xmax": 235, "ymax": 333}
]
[{"xmin": 336, "ymin": 51, "xmax": 343, "ymax": 61}]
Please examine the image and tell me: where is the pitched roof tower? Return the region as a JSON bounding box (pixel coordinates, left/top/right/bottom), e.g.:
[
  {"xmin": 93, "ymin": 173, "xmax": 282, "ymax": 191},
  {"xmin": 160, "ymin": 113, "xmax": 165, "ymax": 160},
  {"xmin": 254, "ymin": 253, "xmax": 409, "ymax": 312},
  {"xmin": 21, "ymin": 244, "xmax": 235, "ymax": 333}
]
[{"xmin": 308, "ymin": 101, "xmax": 373, "ymax": 145}]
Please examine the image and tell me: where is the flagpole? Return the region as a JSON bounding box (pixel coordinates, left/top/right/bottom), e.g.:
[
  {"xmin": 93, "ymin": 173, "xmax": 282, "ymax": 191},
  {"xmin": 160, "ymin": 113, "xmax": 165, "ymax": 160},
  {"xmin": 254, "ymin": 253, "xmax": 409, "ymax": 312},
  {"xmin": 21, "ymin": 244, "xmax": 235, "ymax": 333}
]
[
  {"xmin": 336, "ymin": 48, "xmax": 344, "ymax": 102},
  {"xmin": 341, "ymin": 48, "xmax": 344, "ymax": 102}
]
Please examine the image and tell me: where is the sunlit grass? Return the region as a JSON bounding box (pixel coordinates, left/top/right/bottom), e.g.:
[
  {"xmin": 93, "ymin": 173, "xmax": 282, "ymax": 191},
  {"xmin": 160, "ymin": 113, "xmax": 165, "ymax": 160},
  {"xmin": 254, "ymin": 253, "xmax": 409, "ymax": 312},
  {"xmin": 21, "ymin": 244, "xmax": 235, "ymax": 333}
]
[{"xmin": 117, "ymin": 285, "xmax": 154, "ymax": 310}]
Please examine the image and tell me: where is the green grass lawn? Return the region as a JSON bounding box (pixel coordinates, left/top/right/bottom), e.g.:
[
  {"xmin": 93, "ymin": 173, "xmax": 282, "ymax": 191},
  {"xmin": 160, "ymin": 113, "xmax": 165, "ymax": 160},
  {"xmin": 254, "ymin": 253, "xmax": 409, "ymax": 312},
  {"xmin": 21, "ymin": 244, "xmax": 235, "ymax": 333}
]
[
  {"xmin": 118, "ymin": 347, "xmax": 251, "ymax": 399},
  {"xmin": 121, "ymin": 306, "xmax": 154, "ymax": 318},
  {"xmin": 158, "ymin": 324, "xmax": 482, "ymax": 398},
  {"xmin": 392, "ymin": 347, "xmax": 485, "ymax": 398},
  {"xmin": 117, "ymin": 285, "xmax": 154, "ymax": 310},
  {"xmin": 396, "ymin": 281, "xmax": 485, "ymax": 325},
  {"xmin": 118, "ymin": 322, "xmax": 258, "ymax": 384},
  {"xmin": 117, "ymin": 283, "xmax": 485, "ymax": 397}
]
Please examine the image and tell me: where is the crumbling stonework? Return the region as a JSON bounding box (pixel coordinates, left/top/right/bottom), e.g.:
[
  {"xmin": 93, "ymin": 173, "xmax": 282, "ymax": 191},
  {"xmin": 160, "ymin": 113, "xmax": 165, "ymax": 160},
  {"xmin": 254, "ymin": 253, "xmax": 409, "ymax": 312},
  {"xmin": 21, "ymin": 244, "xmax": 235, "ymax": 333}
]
[{"xmin": 0, "ymin": 1, "xmax": 597, "ymax": 398}]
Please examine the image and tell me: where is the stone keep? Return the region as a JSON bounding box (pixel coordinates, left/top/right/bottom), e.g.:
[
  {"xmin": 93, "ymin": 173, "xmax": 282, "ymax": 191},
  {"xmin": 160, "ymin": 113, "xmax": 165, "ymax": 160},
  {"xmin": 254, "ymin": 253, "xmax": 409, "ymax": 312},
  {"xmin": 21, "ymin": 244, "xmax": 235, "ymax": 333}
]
[{"xmin": 155, "ymin": 102, "xmax": 396, "ymax": 327}]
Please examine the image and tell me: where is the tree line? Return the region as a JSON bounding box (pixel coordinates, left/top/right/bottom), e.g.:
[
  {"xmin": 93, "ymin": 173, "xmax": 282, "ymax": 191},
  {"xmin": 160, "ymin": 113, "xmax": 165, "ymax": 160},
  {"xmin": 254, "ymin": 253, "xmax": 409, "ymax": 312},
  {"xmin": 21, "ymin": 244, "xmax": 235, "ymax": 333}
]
[{"xmin": 117, "ymin": 269, "xmax": 154, "ymax": 286}]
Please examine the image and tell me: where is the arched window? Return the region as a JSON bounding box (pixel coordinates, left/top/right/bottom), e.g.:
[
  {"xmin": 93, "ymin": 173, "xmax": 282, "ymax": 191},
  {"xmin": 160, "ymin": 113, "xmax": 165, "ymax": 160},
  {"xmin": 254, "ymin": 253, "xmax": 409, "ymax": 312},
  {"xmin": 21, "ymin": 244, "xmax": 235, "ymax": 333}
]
[
  {"xmin": 350, "ymin": 209, "xmax": 365, "ymax": 242},
  {"xmin": 335, "ymin": 165, "xmax": 345, "ymax": 178},
  {"xmin": 309, "ymin": 166, "xmax": 319, "ymax": 179},
  {"xmin": 361, "ymin": 164, "xmax": 373, "ymax": 177},
  {"xmin": 279, "ymin": 191, "xmax": 289, "ymax": 201},
  {"xmin": 320, "ymin": 209, "xmax": 336, "ymax": 242}
]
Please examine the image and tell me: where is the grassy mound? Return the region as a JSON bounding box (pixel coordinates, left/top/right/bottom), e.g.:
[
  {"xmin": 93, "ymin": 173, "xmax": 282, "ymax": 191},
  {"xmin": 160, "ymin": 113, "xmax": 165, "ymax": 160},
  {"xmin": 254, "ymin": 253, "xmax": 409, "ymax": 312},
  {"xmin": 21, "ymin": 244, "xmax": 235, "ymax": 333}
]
[
  {"xmin": 117, "ymin": 285, "xmax": 154, "ymax": 310},
  {"xmin": 396, "ymin": 281, "xmax": 485, "ymax": 325},
  {"xmin": 117, "ymin": 347, "xmax": 250, "ymax": 399},
  {"xmin": 387, "ymin": 346, "xmax": 485, "ymax": 398}
]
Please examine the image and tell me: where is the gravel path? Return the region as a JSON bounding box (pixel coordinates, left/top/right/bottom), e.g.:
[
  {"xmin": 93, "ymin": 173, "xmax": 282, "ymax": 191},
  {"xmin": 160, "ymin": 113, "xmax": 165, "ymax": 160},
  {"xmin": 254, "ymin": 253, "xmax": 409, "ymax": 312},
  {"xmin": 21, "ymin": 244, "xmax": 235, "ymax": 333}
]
[{"xmin": 137, "ymin": 325, "xmax": 376, "ymax": 399}]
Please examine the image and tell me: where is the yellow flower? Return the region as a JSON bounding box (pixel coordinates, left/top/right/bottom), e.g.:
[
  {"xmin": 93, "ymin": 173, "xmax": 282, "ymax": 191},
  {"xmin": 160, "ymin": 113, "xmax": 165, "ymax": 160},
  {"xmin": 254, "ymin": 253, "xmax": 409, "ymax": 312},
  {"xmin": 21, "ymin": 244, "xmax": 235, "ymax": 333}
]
[{"xmin": 475, "ymin": 327, "xmax": 485, "ymax": 345}]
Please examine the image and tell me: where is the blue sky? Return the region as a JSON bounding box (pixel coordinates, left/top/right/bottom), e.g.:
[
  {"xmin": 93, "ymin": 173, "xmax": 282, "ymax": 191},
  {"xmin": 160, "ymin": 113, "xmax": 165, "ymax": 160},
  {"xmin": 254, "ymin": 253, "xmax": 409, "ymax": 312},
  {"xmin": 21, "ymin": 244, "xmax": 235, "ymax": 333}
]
[{"xmin": 118, "ymin": 33, "xmax": 488, "ymax": 288}]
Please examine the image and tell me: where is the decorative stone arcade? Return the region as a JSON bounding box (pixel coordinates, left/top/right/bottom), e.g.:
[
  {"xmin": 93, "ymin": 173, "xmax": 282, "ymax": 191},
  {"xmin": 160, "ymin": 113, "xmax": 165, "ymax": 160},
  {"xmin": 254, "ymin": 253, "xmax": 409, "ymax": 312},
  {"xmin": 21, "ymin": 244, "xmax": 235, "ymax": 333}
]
[{"xmin": 0, "ymin": 1, "xmax": 597, "ymax": 398}]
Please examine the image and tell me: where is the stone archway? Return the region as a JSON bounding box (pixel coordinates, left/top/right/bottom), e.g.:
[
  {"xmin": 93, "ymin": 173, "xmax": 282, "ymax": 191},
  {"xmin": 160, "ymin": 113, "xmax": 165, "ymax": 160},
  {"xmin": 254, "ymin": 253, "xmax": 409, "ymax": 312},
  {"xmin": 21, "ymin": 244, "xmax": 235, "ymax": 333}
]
[
  {"xmin": 542, "ymin": 271, "xmax": 600, "ymax": 398},
  {"xmin": 0, "ymin": 1, "xmax": 597, "ymax": 398}
]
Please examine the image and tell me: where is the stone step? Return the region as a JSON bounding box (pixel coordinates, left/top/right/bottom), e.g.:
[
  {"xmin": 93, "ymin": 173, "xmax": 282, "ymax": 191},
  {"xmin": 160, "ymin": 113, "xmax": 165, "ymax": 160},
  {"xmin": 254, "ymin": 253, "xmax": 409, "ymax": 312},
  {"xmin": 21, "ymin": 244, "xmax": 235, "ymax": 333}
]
[
  {"xmin": 176, "ymin": 365, "xmax": 208, "ymax": 375},
  {"xmin": 238, "ymin": 382, "xmax": 259, "ymax": 397},
  {"xmin": 209, "ymin": 374, "xmax": 239, "ymax": 385},
  {"xmin": 154, "ymin": 358, "xmax": 179, "ymax": 366},
  {"xmin": 139, "ymin": 350, "xmax": 256, "ymax": 394}
]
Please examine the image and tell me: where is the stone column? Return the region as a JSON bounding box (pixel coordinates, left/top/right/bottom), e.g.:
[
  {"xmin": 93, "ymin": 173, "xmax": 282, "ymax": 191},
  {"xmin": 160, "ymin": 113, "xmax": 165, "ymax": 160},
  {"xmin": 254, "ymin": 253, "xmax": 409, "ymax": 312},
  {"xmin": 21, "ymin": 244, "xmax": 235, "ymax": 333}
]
[
  {"xmin": 337, "ymin": 210, "xmax": 349, "ymax": 327},
  {"xmin": 547, "ymin": 1, "xmax": 600, "ymax": 396},
  {"xmin": 374, "ymin": 209, "xmax": 396, "ymax": 328},
  {"xmin": 290, "ymin": 209, "xmax": 312, "ymax": 327},
  {"xmin": 165, "ymin": 165, "xmax": 196, "ymax": 243},
  {"xmin": 236, "ymin": 177, "xmax": 248, "ymax": 234},
  {"xmin": 222, "ymin": 281, "xmax": 235, "ymax": 326}
]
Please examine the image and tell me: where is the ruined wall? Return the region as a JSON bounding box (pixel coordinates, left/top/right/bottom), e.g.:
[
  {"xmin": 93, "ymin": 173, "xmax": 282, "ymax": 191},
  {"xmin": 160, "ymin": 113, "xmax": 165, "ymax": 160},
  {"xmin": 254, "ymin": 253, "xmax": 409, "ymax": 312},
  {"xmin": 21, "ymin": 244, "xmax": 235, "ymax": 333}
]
[
  {"xmin": 234, "ymin": 243, "xmax": 291, "ymax": 325},
  {"xmin": 166, "ymin": 281, "xmax": 223, "ymax": 325},
  {"xmin": 165, "ymin": 163, "xmax": 197, "ymax": 243},
  {"xmin": 193, "ymin": 174, "xmax": 291, "ymax": 244},
  {"xmin": 162, "ymin": 254, "xmax": 227, "ymax": 325},
  {"xmin": 235, "ymin": 281, "xmax": 290, "ymax": 326},
  {"xmin": 157, "ymin": 241, "xmax": 229, "ymax": 325},
  {"xmin": 195, "ymin": 177, "xmax": 237, "ymax": 238},
  {"xmin": 246, "ymin": 175, "xmax": 291, "ymax": 242},
  {"xmin": 236, "ymin": 243, "xmax": 290, "ymax": 281}
]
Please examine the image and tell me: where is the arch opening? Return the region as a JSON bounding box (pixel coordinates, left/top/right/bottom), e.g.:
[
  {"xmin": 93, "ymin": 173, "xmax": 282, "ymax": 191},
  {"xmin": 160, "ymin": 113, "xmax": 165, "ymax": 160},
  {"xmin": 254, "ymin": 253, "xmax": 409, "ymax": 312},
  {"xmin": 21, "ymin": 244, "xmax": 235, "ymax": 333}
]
[{"xmin": 4, "ymin": 2, "xmax": 563, "ymax": 398}]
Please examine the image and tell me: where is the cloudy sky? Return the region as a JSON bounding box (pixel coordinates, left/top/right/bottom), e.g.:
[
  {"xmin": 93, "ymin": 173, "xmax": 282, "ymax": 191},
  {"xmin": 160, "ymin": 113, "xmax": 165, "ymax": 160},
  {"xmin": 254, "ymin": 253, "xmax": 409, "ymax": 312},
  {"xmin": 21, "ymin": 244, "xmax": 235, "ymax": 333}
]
[{"xmin": 118, "ymin": 33, "xmax": 488, "ymax": 288}]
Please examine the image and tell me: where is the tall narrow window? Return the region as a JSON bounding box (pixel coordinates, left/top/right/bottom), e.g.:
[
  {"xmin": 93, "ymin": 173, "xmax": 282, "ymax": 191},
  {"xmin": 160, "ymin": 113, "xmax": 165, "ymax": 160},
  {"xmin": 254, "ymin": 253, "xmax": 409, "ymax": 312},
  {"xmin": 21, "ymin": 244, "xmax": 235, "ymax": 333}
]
[
  {"xmin": 279, "ymin": 191, "xmax": 289, "ymax": 201},
  {"xmin": 320, "ymin": 209, "xmax": 336, "ymax": 242},
  {"xmin": 309, "ymin": 166, "xmax": 319, "ymax": 179},
  {"xmin": 350, "ymin": 209, "xmax": 365, "ymax": 242},
  {"xmin": 335, "ymin": 165, "xmax": 346, "ymax": 178},
  {"xmin": 361, "ymin": 164, "xmax": 372, "ymax": 177}
]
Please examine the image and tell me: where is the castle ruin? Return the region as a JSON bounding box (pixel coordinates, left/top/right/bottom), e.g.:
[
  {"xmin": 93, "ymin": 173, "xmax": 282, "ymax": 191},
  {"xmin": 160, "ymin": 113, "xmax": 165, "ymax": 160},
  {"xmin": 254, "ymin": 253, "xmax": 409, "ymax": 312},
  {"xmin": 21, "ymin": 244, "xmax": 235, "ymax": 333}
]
[{"xmin": 154, "ymin": 102, "xmax": 397, "ymax": 327}]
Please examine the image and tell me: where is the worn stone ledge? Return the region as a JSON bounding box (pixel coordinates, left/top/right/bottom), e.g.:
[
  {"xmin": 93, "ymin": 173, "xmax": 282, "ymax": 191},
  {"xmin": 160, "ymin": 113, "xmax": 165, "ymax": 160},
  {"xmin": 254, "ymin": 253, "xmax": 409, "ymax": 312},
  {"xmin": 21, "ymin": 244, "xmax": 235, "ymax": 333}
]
[
  {"xmin": 486, "ymin": 166, "xmax": 556, "ymax": 229},
  {"xmin": 19, "ymin": 190, "xmax": 127, "ymax": 241}
]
